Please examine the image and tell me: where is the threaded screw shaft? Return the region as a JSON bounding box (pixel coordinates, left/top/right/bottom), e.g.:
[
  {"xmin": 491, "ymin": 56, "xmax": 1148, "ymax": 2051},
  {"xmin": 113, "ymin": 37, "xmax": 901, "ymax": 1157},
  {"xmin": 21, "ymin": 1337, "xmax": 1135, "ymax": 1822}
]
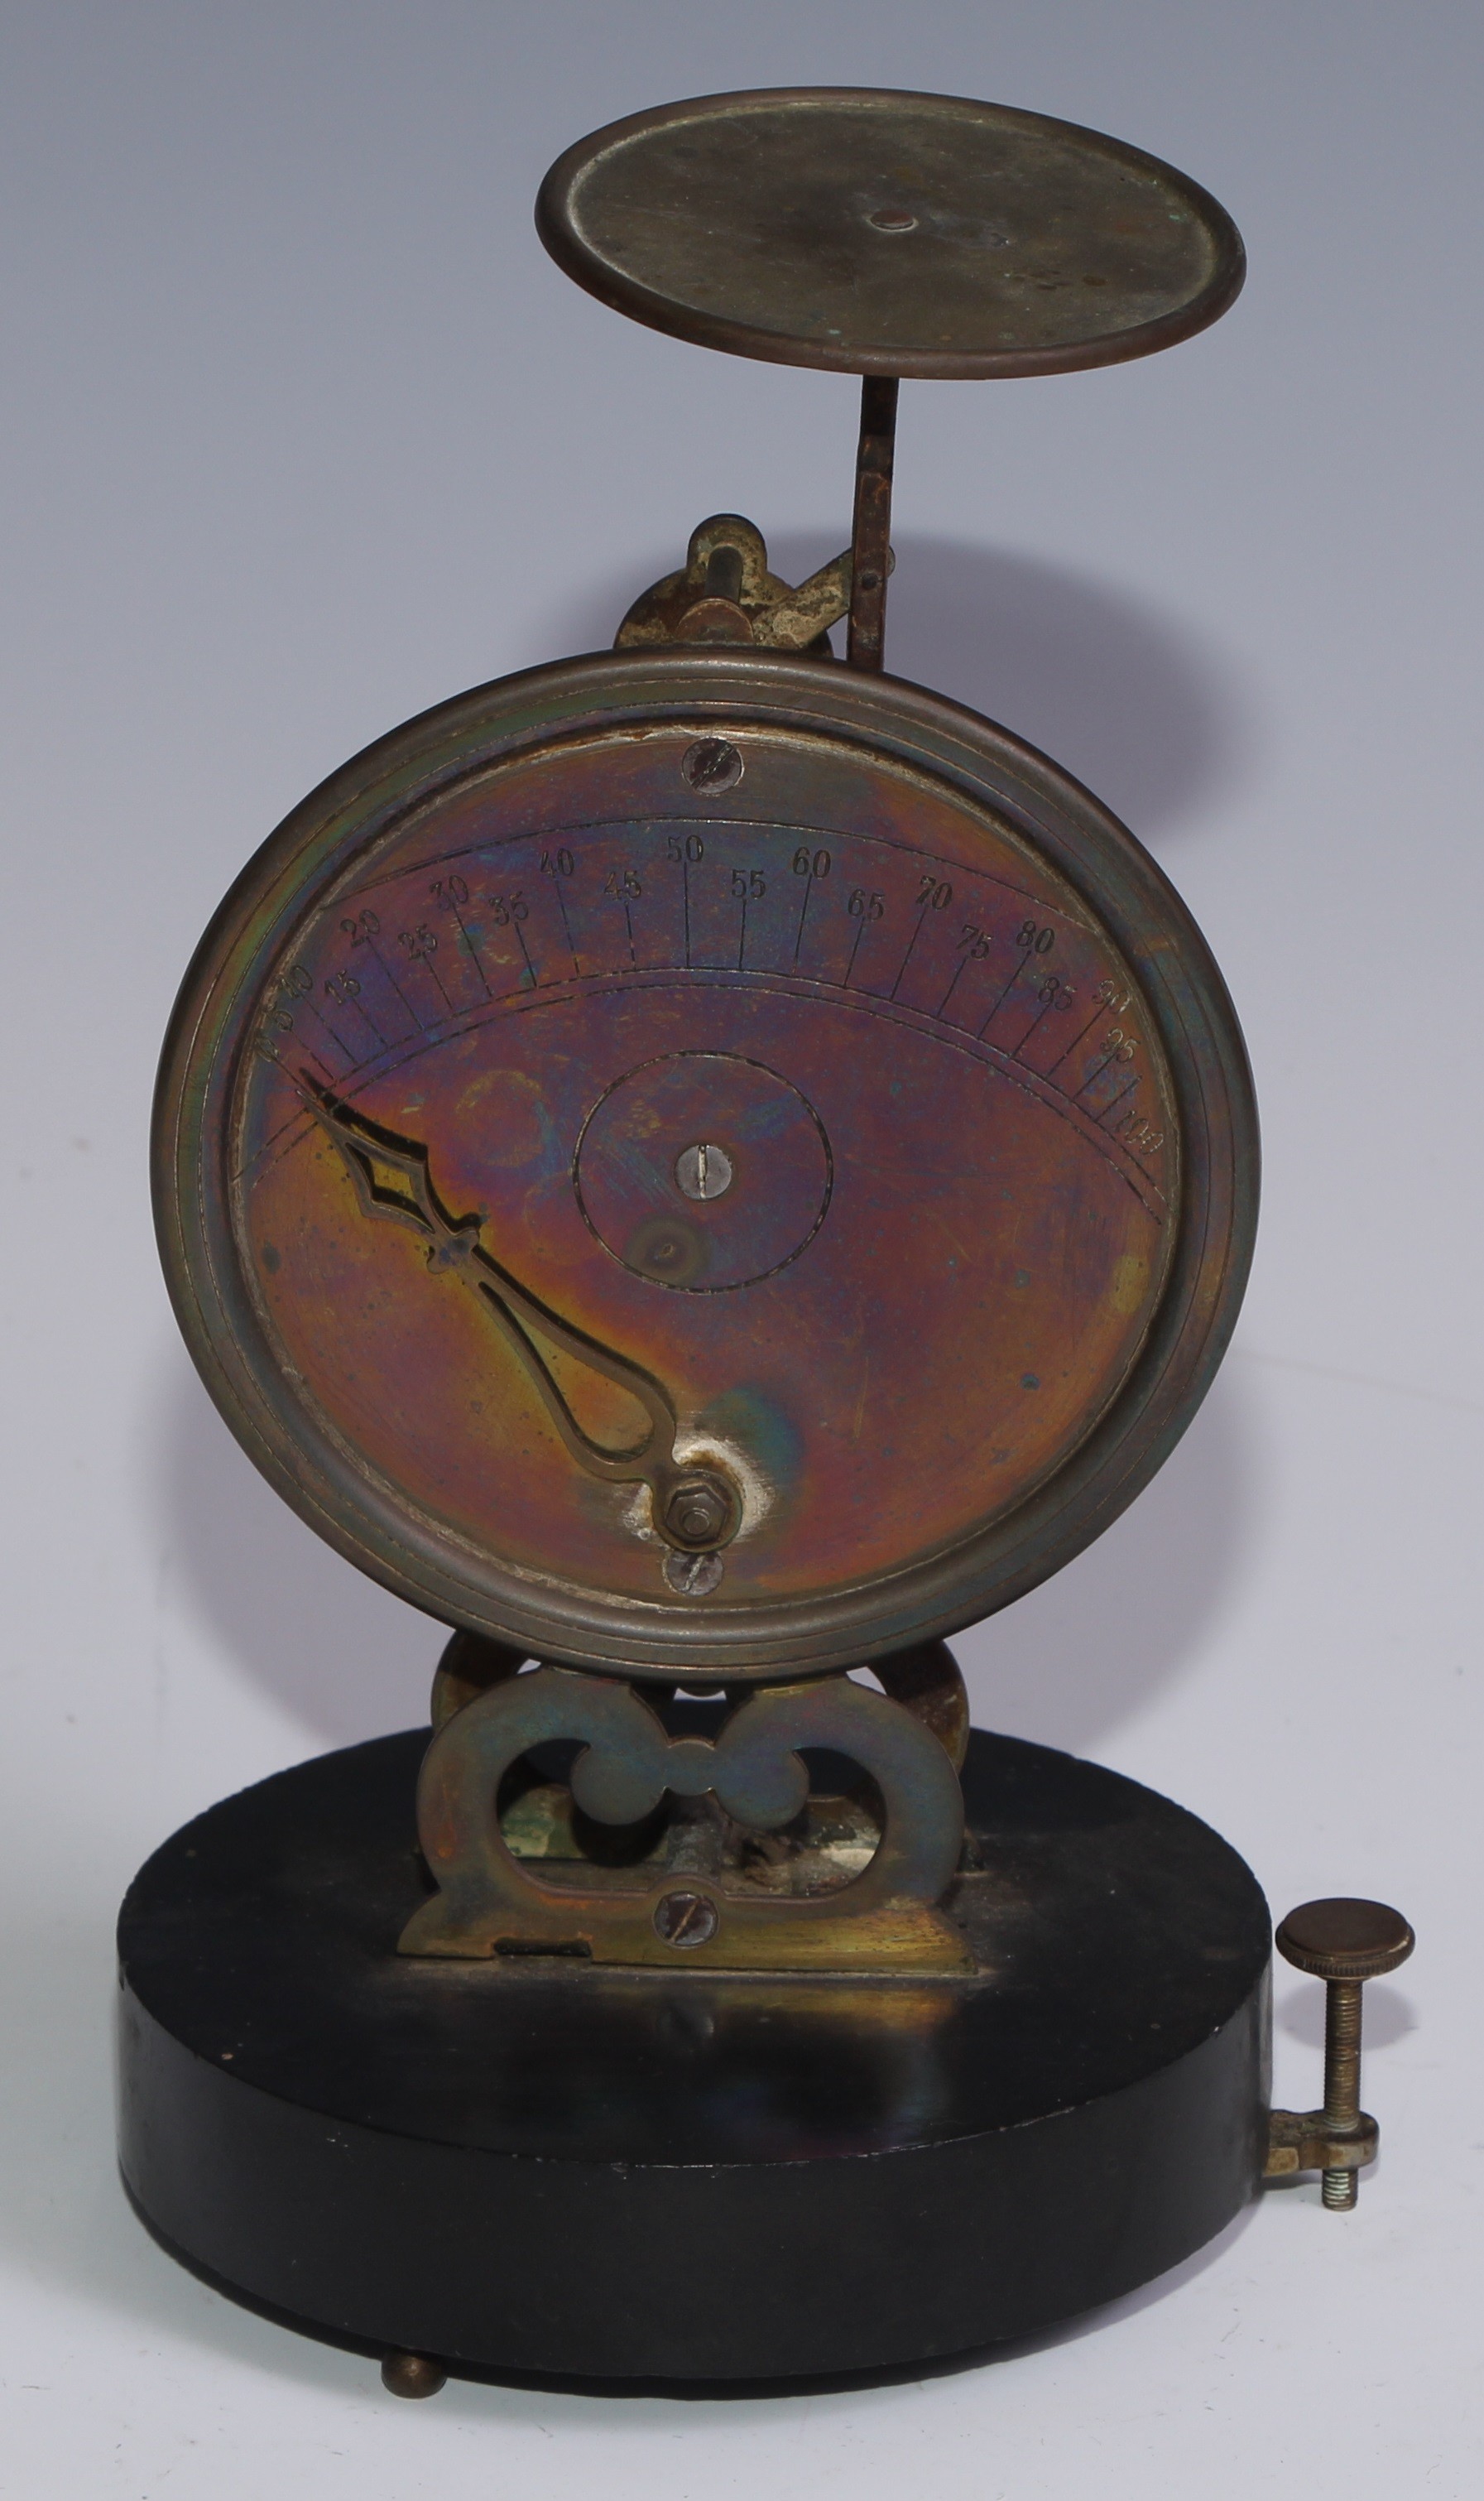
[{"xmin": 1275, "ymin": 1898, "xmax": 1414, "ymax": 2212}]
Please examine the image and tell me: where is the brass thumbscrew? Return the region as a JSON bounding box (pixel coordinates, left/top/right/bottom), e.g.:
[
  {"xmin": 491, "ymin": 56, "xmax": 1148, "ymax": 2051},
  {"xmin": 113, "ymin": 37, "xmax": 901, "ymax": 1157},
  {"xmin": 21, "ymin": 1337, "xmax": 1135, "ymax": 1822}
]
[{"xmin": 1275, "ymin": 1897, "xmax": 1414, "ymax": 2208}]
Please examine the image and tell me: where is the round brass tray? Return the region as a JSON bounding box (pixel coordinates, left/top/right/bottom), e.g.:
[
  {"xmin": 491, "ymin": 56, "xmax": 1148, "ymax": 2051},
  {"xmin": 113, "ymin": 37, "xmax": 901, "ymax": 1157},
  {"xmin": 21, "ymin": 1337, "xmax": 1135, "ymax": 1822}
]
[
  {"xmin": 154, "ymin": 650, "xmax": 1256, "ymax": 1678},
  {"xmin": 536, "ymin": 87, "xmax": 1245, "ymax": 380}
]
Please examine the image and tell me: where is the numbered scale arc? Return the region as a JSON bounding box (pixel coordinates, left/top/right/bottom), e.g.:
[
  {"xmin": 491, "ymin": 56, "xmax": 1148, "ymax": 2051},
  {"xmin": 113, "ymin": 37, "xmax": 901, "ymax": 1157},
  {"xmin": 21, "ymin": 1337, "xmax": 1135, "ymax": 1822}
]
[{"xmin": 153, "ymin": 650, "xmax": 1256, "ymax": 1679}]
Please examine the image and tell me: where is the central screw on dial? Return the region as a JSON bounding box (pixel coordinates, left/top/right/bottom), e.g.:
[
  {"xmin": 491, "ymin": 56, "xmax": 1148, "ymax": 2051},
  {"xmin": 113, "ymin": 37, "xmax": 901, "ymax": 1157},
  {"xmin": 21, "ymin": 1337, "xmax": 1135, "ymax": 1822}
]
[{"xmin": 675, "ymin": 1141, "xmax": 733, "ymax": 1201}]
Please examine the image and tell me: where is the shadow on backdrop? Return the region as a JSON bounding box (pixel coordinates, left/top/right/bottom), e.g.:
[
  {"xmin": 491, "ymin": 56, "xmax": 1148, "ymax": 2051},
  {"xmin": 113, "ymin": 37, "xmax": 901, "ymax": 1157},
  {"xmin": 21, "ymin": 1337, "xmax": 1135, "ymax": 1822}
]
[
  {"xmin": 531, "ymin": 529, "xmax": 1256, "ymax": 849},
  {"xmin": 953, "ymin": 1368, "xmax": 1261, "ymax": 1755},
  {"xmin": 158, "ymin": 1357, "xmax": 436, "ymax": 1746},
  {"xmin": 153, "ymin": 1349, "xmax": 1260, "ymax": 1763},
  {"xmin": 1277, "ymin": 1979, "xmax": 1417, "ymax": 2056}
]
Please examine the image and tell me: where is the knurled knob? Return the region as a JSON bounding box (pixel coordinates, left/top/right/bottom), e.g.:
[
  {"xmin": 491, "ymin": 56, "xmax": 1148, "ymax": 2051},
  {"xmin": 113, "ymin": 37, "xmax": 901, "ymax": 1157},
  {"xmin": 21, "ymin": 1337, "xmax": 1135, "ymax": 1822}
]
[{"xmin": 1275, "ymin": 1897, "xmax": 1414, "ymax": 1984}]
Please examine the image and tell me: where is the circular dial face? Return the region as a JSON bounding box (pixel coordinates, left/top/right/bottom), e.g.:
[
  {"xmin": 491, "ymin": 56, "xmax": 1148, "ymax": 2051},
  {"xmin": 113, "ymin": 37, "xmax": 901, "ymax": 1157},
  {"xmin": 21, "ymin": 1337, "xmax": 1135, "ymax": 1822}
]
[{"xmin": 157, "ymin": 654, "xmax": 1255, "ymax": 1677}]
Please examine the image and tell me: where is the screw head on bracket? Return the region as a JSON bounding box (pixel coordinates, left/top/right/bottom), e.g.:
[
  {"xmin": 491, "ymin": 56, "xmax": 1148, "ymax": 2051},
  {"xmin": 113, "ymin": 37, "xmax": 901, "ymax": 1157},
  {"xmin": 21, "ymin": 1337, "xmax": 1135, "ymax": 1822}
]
[
  {"xmin": 654, "ymin": 1889, "xmax": 719, "ymax": 1948},
  {"xmin": 1275, "ymin": 1898, "xmax": 1414, "ymax": 1983}
]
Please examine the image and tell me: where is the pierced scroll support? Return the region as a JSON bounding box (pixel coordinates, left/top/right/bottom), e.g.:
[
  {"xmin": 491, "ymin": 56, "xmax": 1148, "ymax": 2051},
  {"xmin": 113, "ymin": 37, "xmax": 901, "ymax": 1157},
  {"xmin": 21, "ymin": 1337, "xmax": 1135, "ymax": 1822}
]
[{"xmin": 403, "ymin": 1648, "xmax": 973, "ymax": 1974}]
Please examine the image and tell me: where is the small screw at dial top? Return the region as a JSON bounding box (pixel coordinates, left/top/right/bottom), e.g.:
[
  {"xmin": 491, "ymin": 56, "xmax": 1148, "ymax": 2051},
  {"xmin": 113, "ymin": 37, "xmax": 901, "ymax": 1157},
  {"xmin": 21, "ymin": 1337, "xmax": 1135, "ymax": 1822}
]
[{"xmin": 681, "ymin": 738, "xmax": 743, "ymax": 792}]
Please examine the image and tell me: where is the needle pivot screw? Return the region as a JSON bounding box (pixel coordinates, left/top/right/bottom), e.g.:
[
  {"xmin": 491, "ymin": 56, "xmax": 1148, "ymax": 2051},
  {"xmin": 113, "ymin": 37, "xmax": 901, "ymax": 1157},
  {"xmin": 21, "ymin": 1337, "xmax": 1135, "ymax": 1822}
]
[{"xmin": 662, "ymin": 1469, "xmax": 737, "ymax": 1550}]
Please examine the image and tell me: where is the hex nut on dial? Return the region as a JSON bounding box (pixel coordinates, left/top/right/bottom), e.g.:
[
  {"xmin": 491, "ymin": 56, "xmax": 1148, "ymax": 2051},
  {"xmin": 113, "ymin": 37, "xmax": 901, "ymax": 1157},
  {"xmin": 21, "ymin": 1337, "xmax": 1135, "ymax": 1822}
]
[{"xmin": 661, "ymin": 1469, "xmax": 736, "ymax": 1551}]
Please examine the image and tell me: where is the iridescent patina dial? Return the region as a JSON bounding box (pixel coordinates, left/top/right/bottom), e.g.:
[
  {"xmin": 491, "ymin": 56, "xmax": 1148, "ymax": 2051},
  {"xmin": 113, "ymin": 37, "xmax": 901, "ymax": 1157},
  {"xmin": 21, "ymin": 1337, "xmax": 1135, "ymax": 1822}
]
[{"xmin": 155, "ymin": 649, "xmax": 1253, "ymax": 1681}]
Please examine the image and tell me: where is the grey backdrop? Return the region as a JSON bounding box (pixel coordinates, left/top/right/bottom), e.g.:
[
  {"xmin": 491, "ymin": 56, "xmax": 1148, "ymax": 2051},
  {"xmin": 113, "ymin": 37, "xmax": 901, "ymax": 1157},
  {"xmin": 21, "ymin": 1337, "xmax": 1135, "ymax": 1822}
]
[{"xmin": 2, "ymin": 5, "xmax": 1479, "ymax": 2494}]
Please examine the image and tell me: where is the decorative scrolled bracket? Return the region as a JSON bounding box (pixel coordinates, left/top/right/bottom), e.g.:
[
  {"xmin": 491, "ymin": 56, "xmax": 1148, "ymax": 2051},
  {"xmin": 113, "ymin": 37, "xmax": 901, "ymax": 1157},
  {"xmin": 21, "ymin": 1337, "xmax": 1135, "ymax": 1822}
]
[
  {"xmin": 401, "ymin": 1666, "xmax": 972, "ymax": 1974},
  {"xmin": 613, "ymin": 513, "xmax": 891, "ymax": 657}
]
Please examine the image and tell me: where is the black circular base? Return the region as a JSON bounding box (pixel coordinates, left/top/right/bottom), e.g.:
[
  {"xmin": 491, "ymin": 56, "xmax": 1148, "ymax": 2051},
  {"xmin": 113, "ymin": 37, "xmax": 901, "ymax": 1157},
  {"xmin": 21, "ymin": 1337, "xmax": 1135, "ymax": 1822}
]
[{"xmin": 117, "ymin": 1727, "xmax": 1270, "ymax": 2387}]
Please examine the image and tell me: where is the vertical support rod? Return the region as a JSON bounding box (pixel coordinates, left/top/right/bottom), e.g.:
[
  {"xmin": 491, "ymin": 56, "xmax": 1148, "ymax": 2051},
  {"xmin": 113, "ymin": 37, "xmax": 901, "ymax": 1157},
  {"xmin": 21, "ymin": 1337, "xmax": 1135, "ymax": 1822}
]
[
  {"xmin": 1321, "ymin": 1978, "xmax": 1365, "ymax": 2210},
  {"xmin": 846, "ymin": 376, "xmax": 900, "ymax": 671}
]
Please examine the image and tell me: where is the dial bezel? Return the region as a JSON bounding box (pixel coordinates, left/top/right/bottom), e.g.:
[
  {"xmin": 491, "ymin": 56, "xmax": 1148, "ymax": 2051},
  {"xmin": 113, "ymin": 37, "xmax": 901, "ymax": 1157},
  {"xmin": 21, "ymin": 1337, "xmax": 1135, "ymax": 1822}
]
[{"xmin": 153, "ymin": 649, "xmax": 1257, "ymax": 1679}]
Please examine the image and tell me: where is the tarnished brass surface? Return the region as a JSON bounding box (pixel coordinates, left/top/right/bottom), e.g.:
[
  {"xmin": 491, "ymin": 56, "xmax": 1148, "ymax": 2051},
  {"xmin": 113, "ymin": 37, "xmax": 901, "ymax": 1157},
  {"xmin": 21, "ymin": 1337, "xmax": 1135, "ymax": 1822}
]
[
  {"xmin": 303, "ymin": 1082, "xmax": 742, "ymax": 1553},
  {"xmin": 154, "ymin": 651, "xmax": 1256, "ymax": 1681},
  {"xmin": 401, "ymin": 1665, "xmax": 972, "ymax": 1971},
  {"xmin": 537, "ymin": 89, "xmax": 1245, "ymax": 380},
  {"xmin": 430, "ymin": 1626, "xmax": 969, "ymax": 1766},
  {"xmin": 848, "ymin": 378, "xmax": 898, "ymax": 670},
  {"xmin": 616, "ymin": 515, "xmax": 862, "ymax": 656},
  {"xmin": 423, "ymin": 1630, "xmax": 969, "ymax": 1969},
  {"xmin": 1264, "ymin": 2108, "xmax": 1380, "ymax": 2181},
  {"xmin": 381, "ymin": 2352, "xmax": 446, "ymax": 2400},
  {"xmin": 1273, "ymin": 1898, "xmax": 1414, "ymax": 2210},
  {"xmin": 1276, "ymin": 1898, "xmax": 1415, "ymax": 1985}
]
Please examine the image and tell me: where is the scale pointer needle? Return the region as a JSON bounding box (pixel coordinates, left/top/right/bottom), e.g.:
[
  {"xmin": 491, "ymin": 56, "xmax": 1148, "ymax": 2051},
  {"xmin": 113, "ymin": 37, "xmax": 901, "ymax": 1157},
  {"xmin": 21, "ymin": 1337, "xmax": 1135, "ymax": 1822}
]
[{"xmin": 295, "ymin": 1078, "xmax": 738, "ymax": 1551}]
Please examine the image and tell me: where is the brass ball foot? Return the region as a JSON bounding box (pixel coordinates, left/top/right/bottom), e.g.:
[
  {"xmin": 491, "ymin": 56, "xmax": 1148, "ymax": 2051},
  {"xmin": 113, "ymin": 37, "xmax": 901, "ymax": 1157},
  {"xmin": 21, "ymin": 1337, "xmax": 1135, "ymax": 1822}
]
[{"xmin": 382, "ymin": 2350, "xmax": 447, "ymax": 2399}]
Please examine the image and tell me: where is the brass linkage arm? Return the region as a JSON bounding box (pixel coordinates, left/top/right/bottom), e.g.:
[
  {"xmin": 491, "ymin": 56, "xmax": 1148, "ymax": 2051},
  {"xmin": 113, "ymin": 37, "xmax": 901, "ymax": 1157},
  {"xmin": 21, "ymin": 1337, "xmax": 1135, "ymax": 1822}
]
[{"xmin": 614, "ymin": 512, "xmax": 891, "ymax": 655}]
